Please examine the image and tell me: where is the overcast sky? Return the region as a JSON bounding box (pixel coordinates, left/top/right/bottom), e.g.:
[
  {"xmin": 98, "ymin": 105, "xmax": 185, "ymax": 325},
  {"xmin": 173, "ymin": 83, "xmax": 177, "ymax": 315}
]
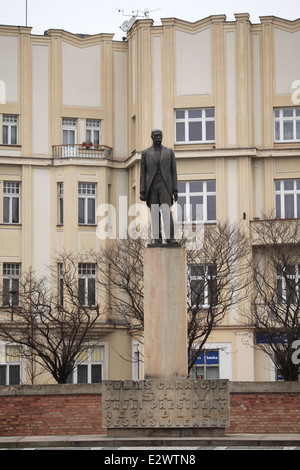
[{"xmin": 0, "ymin": 0, "xmax": 299, "ymax": 40}]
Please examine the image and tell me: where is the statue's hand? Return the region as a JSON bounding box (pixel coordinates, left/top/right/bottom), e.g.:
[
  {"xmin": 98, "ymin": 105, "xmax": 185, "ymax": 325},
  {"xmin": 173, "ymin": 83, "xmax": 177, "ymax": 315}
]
[{"xmin": 173, "ymin": 191, "xmax": 178, "ymax": 202}]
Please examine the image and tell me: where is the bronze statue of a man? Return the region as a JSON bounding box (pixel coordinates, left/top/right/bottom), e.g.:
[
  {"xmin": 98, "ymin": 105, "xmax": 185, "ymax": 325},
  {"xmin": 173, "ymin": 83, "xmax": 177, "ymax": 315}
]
[{"xmin": 140, "ymin": 129, "xmax": 178, "ymax": 244}]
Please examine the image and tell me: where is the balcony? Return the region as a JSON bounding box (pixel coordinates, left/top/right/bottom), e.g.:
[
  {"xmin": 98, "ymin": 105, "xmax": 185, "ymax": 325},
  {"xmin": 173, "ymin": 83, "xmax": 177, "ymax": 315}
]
[{"xmin": 52, "ymin": 144, "xmax": 113, "ymax": 160}]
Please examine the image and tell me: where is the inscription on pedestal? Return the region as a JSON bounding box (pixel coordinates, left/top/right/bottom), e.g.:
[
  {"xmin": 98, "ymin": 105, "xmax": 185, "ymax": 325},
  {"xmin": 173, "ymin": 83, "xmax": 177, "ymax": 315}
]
[{"xmin": 103, "ymin": 379, "xmax": 229, "ymax": 429}]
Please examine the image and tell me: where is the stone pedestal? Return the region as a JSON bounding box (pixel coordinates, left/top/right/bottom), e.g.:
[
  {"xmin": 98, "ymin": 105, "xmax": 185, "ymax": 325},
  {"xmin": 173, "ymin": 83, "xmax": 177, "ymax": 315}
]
[
  {"xmin": 143, "ymin": 246, "xmax": 187, "ymax": 379},
  {"xmin": 103, "ymin": 379, "xmax": 230, "ymax": 437}
]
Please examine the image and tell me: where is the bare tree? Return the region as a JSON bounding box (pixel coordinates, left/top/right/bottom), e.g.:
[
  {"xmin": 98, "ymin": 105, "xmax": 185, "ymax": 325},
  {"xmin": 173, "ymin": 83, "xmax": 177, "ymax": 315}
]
[
  {"xmin": 94, "ymin": 222, "xmax": 250, "ymax": 375},
  {"xmin": 186, "ymin": 222, "xmax": 250, "ymax": 372},
  {"xmin": 249, "ymin": 216, "xmax": 300, "ymax": 380},
  {"xmin": 0, "ymin": 252, "xmax": 103, "ymax": 384}
]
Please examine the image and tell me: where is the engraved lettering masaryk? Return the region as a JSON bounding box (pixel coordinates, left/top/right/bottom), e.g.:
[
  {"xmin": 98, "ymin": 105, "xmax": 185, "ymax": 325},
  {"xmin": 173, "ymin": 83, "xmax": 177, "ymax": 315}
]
[{"xmin": 103, "ymin": 379, "xmax": 229, "ymax": 429}]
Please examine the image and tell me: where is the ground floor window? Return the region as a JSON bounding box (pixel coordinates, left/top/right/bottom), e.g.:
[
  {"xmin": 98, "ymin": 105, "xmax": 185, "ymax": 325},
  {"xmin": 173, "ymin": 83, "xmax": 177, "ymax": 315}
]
[
  {"xmin": 68, "ymin": 346, "xmax": 103, "ymax": 384},
  {"xmin": 0, "ymin": 345, "xmax": 21, "ymax": 385},
  {"xmin": 190, "ymin": 350, "xmax": 219, "ymax": 379}
]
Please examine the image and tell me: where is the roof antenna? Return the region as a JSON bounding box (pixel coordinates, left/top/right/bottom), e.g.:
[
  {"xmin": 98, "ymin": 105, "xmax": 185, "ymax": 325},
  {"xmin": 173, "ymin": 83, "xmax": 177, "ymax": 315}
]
[{"xmin": 117, "ymin": 8, "xmax": 161, "ymax": 33}]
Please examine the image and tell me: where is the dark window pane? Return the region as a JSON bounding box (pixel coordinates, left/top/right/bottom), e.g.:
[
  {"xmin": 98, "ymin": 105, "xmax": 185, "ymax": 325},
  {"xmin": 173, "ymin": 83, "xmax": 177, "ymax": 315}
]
[
  {"xmin": 11, "ymin": 126, "xmax": 17, "ymax": 145},
  {"xmin": 189, "ymin": 121, "xmax": 202, "ymax": 141},
  {"xmin": 9, "ymin": 365, "xmax": 20, "ymax": 385},
  {"xmin": 190, "ymin": 265, "xmax": 205, "ymax": 277},
  {"xmin": 91, "ymin": 364, "xmax": 102, "ymax": 383},
  {"xmin": 276, "ymin": 194, "xmax": 281, "ymax": 218},
  {"xmin": 88, "ymin": 278, "xmax": 96, "ymax": 306},
  {"xmin": 190, "ymin": 181, "xmax": 203, "ymax": 193},
  {"xmin": 78, "ymin": 278, "xmax": 85, "ymax": 305},
  {"xmin": 176, "ymin": 110, "xmax": 185, "ymax": 119},
  {"xmin": 284, "ymin": 180, "xmax": 294, "ymax": 190},
  {"xmin": 78, "ymin": 364, "xmax": 88, "ymax": 383},
  {"xmin": 207, "ymin": 181, "xmax": 216, "ymax": 192},
  {"xmin": 0, "ymin": 366, "xmax": 6, "ymax": 385},
  {"xmin": 59, "ymin": 198, "xmax": 63, "ymax": 224},
  {"xmin": 176, "ymin": 122, "xmax": 185, "ymax": 142},
  {"xmin": 190, "ymin": 279, "xmax": 205, "ymax": 306},
  {"xmin": 3, "ymin": 126, "xmax": 8, "ymax": 145},
  {"xmin": 205, "ymin": 109, "xmax": 214, "ymax": 118},
  {"xmin": 2, "ymin": 278, "xmax": 10, "ymax": 306},
  {"xmin": 176, "ymin": 196, "xmax": 185, "ymax": 221},
  {"xmin": 11, "ymin": 278, "xmax": 19, "ymax": 306},
  {"xmin": 178, "ymin": 182, "xmax": 186, "ymax": 193},
  {"xmin": 206, "ymin": 121, "xmax": 215, "ymax": 141},
  {"xmin": 188, "ymin": 109, "xmax": 202, "ymax": 119},
  {"xmin": 284, "ymin": 194, "xmax": 294, "ymax": 218},
  {"xmin": 283, "ymin": 121, "xmax": 293, "ymax": 140},
  {"xmin": 12, "ymin": 197, "xmax": 19, "ymax": 223},
  {"xmin": 78, "ymin": 198, "xmax": 85, "ymax": 224},
  {"xmin": 3, "ymin": 197, "xmax": 9, "ymax": 223},
  {"xmin": 207, "ymin": 195, "xmax": 216, "ymax": 220},
  {"xmin": 190, "ymin": 196, "xmax": 203, "ymax": 221},
  {"xmin": 88, "ymin": 198, "xmax": 96, "ymax": 224}
]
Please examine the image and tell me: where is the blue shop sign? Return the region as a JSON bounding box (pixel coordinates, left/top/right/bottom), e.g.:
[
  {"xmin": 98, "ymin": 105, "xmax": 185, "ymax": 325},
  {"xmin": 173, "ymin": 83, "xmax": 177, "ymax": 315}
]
[{"xmin": 196, "ymin": 350, "xmax": 219, "ymax": 365}]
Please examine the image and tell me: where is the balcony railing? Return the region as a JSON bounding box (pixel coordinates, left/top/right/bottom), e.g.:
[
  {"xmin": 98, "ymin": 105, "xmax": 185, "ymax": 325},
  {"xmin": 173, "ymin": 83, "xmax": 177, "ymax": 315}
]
[{"xmin": 52, "ymin": 144, "xmax": 113, "ymax": 160}]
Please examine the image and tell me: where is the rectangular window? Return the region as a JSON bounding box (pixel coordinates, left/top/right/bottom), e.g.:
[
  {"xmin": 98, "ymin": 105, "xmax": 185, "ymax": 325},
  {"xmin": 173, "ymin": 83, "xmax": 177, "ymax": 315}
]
[
  {"xmin": 274, "ymin": 108, "xmax": 300, "ymax": 142},
  {"xmin": 3, "ymin": 181, "xmax": 20, "ymax": 224},
  {"xmin": 0, "ymin": 346, "xmax": 21, "ymax": 385},
  {"xmin": 86, "ymin": 119, "xmax": 101, "ymax": 146},
  {"xmin": 276, "ymin": 264, "xmax": 300, "ymax": 304},
  {"xmin": 78, "ymin": 183, "xmax": 96, "ymax": 225},
  {"xmin": 176, "ymin": 181, "xmax": 216, "ymax": 223},
  {"xmin": 175, "ymin": 109, "xmax": 215, "ymax": 144},
  {"xmin": 68, "ymin": 346, "xmax": 103, "ymax": 384},
  {"xmin": 58, "ymin": 263, "xmax": 63, "ymax": 307},
  {"xmin": 62, "ymin": 118, "xmax": 77, "ymax": 145},
  {"xmin": 57, "ymin": 183, "xmax": 63, "ymax": 225},
  {"xmin": 78, "ymin": 263, "xmax": 96, "ymax": 306},
  {"xmin": 188, "ymin": 264, "xmax": 217, "ymax": 309},
  {"xmin": 275, "ymin": 179, "xmax": 300, "ymax": 219},
  {"xmin": 3, "ymin": 115, "xmax": 18, "ymax": 145},
  {"xmin": 2, "ymin": 263, "xmax": 20, "ymax": 307},
  {"xmin": 132, "ymin": 341, "xmax": 142, "ymax": 380},
  {"xmin": 190, "ymin": 350, "xmax": 219, "ymax": 379}
]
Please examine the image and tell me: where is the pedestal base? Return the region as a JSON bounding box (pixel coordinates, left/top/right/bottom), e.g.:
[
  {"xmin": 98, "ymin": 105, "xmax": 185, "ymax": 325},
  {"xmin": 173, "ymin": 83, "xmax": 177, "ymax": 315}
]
[
  {"xmin": 107, "ymin": 427, "xmax": 226, "ymax": 437},
  {"xmin": 143, "ymin": 246, "xmax": 187, "ymax": 378}
]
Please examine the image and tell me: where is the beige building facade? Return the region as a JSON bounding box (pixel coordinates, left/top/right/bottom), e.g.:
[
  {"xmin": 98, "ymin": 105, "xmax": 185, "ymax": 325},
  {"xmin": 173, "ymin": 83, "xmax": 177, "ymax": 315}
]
[{"xmin": 0, "ymin": 13, "xmax": 300, "ymax": 384}]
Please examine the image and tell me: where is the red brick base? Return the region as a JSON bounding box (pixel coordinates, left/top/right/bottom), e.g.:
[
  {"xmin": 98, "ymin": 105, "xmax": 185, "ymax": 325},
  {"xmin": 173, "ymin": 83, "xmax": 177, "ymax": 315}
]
[
  {"xmin": 228, "ymin": 392, "xmax": 300, "ymax": 434},
  {"xmin": 1, "ymin": 383, "xmax": 300, "ymax": 436},
  {"xmin": 0, "ymin": 393, "xmax": 104, "ymax": 436}
]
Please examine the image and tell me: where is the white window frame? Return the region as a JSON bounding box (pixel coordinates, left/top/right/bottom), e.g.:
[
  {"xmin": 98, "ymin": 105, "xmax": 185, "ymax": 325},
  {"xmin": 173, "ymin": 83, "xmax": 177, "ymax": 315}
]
[
  {"xmin": 274, "ymin": 108, "xmax": 300, "ymax": 142},
  {"xmin": 132, "ymin": 340, "xmax": 142, "ymax": 380},
  {"xmin": 57, "ymin": 182, "xmax": 63, "ymax": 225},
  {"xmin": 3, "ymin": 181, "xmax": 20, "ymax": 224},
  {"xmin": 78, "ymin": 263, "xmax": 96, "ymax": 306},
  {"xmin": 2, "ymin": 115, "xmax": 18, "ymax": 145},
  {"xmin": 86, "ymin": 119, "xmax": 101, "ymax": 146},
  {"xmin": 175, "ymin": 108, "xmax": 215, "ymax": 144},
  {"xmin": 275, "ymin": 179, "xmax": 300, "ymax": 219},
  {"xmin": 276, "ymin": 264, "xmax": 300, "ymax": 304},
  {"xmin": 62, "ymin": 118, "xmax": 77, "ymax": 144},
  {"xmin": 188, "ymin": 264, "xmax": 217, "ymax": 309},
  {"xmin": 78, "ymin": 182, "xmax": 97, "ymax": 225},
  {"xmin": 176, "ymin": 180, "xmax": 216, "ymax": 223},
  {"xmin": 70, "ymin": 346, "xmax": 104, "ymax": 384},
  {"xmin": 58, "ymin": 263, "xmax": 63, "ymax": 307},
  {"xmin": 190, "ymin": 349, "xmax": 220, "ymax": 380},
  {"xmin": 2, "ymin": 263, "xmax": 20, "ymax": 307},
  {"xmin": 0, "ymin": 345, "xmax": 21, "ymax": 385}
]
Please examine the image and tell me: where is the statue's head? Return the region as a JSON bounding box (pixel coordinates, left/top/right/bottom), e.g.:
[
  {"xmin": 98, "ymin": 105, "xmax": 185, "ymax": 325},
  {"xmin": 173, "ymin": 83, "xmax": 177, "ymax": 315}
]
[{"xmin": 151, "ymin": 129, "xmax": 163, "ymax": 147}]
